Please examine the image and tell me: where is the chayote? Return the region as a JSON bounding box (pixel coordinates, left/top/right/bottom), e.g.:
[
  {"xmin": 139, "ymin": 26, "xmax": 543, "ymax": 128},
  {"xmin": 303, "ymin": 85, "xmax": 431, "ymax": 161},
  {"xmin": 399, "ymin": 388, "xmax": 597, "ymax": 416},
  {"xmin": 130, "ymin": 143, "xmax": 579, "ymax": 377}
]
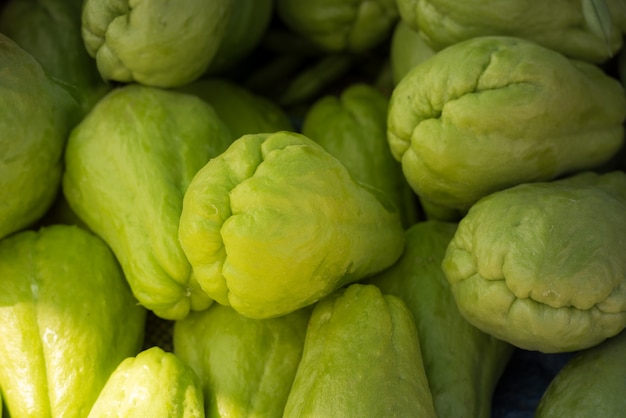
[
  {"xmin": 396, "ymin": 0, "xmax": 626, "ymax": 63},
  {"xmin": 0, "ymin": 225, "xmax": 146, "ymax": 418},
  {"xmin": 0, "ymin": 33, "xmax": 78, "ymax": 240},
  {"xmin": 442, "ymin": 171, "xmax": 626, "ymax": 353},
  {"xmin": 204, "ymin": 0, "xmax": 274, "ymax": 75},
  {"xmin": 283, "ymin": 283, "xmax": 437, "ymax": 417},
  {"xmin": 178, "ymin": 131, "xmax": 406, "ymax": 319},
  {"xmin": 301, "ymin": 83, "xmax": 420, "ymax": 228},
  {"xmin": 177, "ymin": 77, "xmax": 294, "ymax": 141},
  {"xmin": 88, "ymin": 346, "xmax": 205, "ymax": 418},
  {"xmin": 275, "ymin": 0, "xmax": 399, "ymax": 53},
  {"xmin": 535, "ymin": 330, "xmax": 626, "ymax": 417},
  {"xmin": 0, "ymin": 0, "xmax": 110, "ymax": 115},
  {"xmin": 389, "ymin": 19, "xmax": 435, "ymax": 85},
  {"xmin": 81, "ymin": 0, "xmax": 232, "ymax": 87},
  {"xmin": 63, "ymin": 84, "xmax": 233, "ymax": 320},
  {"xmin": 388, "ymin": 35, "xmax": 626, "ymax": 215},
  {"xmin": 366, "ymin": 220, "xmax": 514, "ymax": 418},
  {"xmin": 173, "ymin": 303, "xmax": 309, "ymax": 418}
]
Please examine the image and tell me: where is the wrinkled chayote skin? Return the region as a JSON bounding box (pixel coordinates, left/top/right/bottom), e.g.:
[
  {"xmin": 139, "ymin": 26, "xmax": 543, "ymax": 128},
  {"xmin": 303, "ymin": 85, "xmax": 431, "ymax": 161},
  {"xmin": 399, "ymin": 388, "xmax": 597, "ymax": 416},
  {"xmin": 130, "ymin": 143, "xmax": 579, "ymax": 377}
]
[
  {"xmin": 535, "ymin": 330, "xmax": 626, "ymax": 417},
  {"xmin": 204, "ymin": 0, "xmax": 274, "ymax": 75},
  {"xmin": 177, "ymin": 77, "xmax": 294, "ymax": 141},
  {"xmin": 388, "ymin": 36, "xmax": 626, "ymax": 215},
  {"xmin": 173, "ymin": 303, "xmax": 309, "ymax": 418},
  {"xmin": 397, "ymin": 0, "xmax": 626, "ymax": 63},
  {"xmin": 0, "ymin": 34, "xmax": 77, "ymax": 240},
  {"xmin": 63, "ymin": 84, "xmax": 233, "ymax": 320},
  {"xmin": 302, "ymin": 83, "xmax": 420, "ymax": 228},
  {"xmin": 81, "ymin": 0, "xmax": 231, "ymax": 87},
  {"xmin": 366, "ymin": 221, "xmax": 514, "ymax": 418},
  {"xmin": 0, "ymin": 225, "xmax": 146, "ymax": 418},
  {"xmin": 389, "ymin": 20, "xmax": 435, "ymax": 85},
  {"xmin": 178, "ymin": 131, "xmax": 406, "ymax": 319},
  {"xmin": 88, "ymin": 346, "xmax": 205, "ymax": 418},
  {"xmin": 0, "ymin": 0, "xmax": 110, "ymax": 115},
  {"xmin": 275, "ymin": 0, "xmax": 399, "ymax": 53},
  {"xmin": 442, "ymin": 171, "xmax": 626, "ymax": 353},
  {"xmin": 283, "ymin": 284, "xmax": 437, "ymax": 417}
]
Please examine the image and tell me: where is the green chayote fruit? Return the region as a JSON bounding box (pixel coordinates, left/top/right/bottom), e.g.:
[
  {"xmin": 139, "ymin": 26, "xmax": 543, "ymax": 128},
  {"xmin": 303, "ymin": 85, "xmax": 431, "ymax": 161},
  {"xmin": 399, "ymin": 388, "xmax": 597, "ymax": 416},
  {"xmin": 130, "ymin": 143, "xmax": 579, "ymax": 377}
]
[
  {"xmin": 389, "ymin": 20, "xmax": 435, "ymax": 85},
  {"xmin": 177, "ymin": 77, "xmax": 294, "ymax": 141},
  {"xmin": 173, "ymin": 303, "xmax": 309, "ymax": 418},
  {"xmin": 302, "ymin": 83, "xmax": 419, "ymax": 228},
  {"xmin": 63, "ymin": 84, "xmax": 233, "ymax": 320},
  {"xmin": 283, "ymin": 284, "xmax": 437, "ymax": 417},
  {"xmin": 275, "ymin": 0, "xmax": 399, "ymax": 53},
  {"xmin": 205, "ymin": 0, "xmax": 274, "ymax": 75},
  {"xmin": 388, "ymin": 36, "xmax": 626, "ymax": 215},
  {"xmin": 366, "ymin": 220, "xmax": 514, "ymax": 418},
  {"xmin": 81, "ymin": 0, "xmax": 232, "ymax": 87},
  {"xmin": 0, "ymin": 225, "xmax": 146, "ymax": 418},
  {"xmin": 88, "ymin": 346, "xmax": 204, "ymax": 418},
  {"xmin": 0, "ymin": 0, "xmax": 110, "ymax": 115},
  {"xmin": 178, "ymin": 131, "xmax": 406, "ymax": 319},
  {"xmin": 442, "ymin": 171, "xmax": 626, "ymax": 353},
  {"xmin": 535, "ymin": 330, "xmax": 626, "ymax": 417},
  {"xmin": 396, "ymin": 0, "xmax": 626, "ymax": 63},
  {"xmin": 0, "ymin": 33, "xmax": 78, "ymax": 240}
]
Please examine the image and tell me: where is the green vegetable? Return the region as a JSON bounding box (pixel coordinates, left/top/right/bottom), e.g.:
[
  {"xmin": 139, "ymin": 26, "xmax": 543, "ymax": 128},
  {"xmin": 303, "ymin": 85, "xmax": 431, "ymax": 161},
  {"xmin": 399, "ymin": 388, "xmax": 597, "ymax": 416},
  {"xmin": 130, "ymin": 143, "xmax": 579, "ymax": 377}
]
[
  {"xmin": 178, "ymin": 131, "xmax": 406, "ymax": 319},
  {"xmin": 302, "ymin": 82, "xmax": 420, "ymax": 228},
  {"xmin": 387, "ymin": 35, "xmax": 626, "ymax": 215},
  {"xmin": 389, "ymin": 20, "xmax": 435, "ymax": 85},
  {"xmin": 173, "ymin": 304, "xmax": 309, "ymax": 417},
  {"xmin": 535, "ymin": 330, "xmax": 626, "ymax": 417},
  {"xmin": 442, "ymin": 171, "xmax": 626, "ymax": 353},
  {"xmin": 177, "ymin": 77, "xmax": 294, "ymax": 140},
  {"xmin": 81, "ymin": 0, "xmax": 232, "ymax": 87},
  {"xmin": 63, "ymin": 84, "xmax": 233, "ymax": 320},
  {"xmin": 283, "ymin": 283, "xmax": 437, "ymax": 417},
  {"xmin": 0, "ymin": 225, "xmax": 146, "ymax": 418},
  {"xmin": 88, "ymin": 346, "xmax": 205, "ymax": 418},
  {"xmin": 367, "ymin": 220, "xmax": 514, "ymax": 418},
  {"xmin": 396, "ymin": 0, "xmax": 626, "ymax": 63},
  {"xmin": 0, "ymin": 33, "xmax": 78, "ymax": 240},
  {"xmin": 275, "ymin": 0, "xmax": 399, "ymax": 53}
]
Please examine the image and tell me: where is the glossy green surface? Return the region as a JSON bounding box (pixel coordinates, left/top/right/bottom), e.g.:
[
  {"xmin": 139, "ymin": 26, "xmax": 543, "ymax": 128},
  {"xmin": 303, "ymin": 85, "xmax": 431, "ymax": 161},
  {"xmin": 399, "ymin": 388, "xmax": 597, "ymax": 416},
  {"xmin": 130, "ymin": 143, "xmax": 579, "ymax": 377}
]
[{"xmin": 0, "ymin": 225, "xmax": 146, "ymax": 418}]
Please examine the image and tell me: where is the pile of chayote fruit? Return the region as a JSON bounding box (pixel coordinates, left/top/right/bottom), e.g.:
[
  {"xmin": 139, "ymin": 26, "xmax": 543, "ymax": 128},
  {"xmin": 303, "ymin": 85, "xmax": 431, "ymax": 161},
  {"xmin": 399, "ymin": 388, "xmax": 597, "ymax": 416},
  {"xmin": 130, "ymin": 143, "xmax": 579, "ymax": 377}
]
[{"xmin": 1, "ymin": 0, "xmax": 626, "ymax": 417}]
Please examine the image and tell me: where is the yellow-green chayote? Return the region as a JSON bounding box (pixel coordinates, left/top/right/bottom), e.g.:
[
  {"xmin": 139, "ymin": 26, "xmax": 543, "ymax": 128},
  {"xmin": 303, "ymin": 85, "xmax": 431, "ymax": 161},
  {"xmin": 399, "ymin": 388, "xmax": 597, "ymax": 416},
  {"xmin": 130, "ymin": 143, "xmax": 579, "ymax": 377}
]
[
  {"xmin": 88, "ymin": 346, "xmax": 205, "ymax": 418},
  {"xmin": 0, "ymin": 225, "xmax": 146, "ymax": 418},
  {"xmin": 283, "ymin": 284, "xmax": 437, "ymax": 417},
  {"xmin": 366, "ymin": 221, "xmax": 514, "ymax": 418},
  {"xmin": 81, "ymin": 0, "xmax": 232, "ymax": 87},
  {"xmin": 535, "ymin": 330, "xmax": 626, "ymax": 417},
  {"xmin": 0, "ymin": 33, "xmax": 78, "ymax": 240},
  {"xmin": 389, "ymin": 20, "xmax": 435, "ymax": 85},
  {"xmin": 173, "ymin": 304, "xmax": 309, "ymax": 418},
  {"xmin": 396, "ymin": 0, "xmax": 626, "ymax": 63},
  {"xmin": 63, "ymin": 84, "xmax": 233, "ymax": 320},
  {"xmin": 204, "ymin": 0, "xmax": 274, "ymax": 75},
  {"xmin": 442, "ymin": 171, "xmax": 626, "ymax": 353},
  {"xmin": 178, "ymin": 131, "xmax": 406, "ymax": 319},
  {"xmin": 301, "ymin": 83, "xmax": 420, "ymax": 228},
  {"xmin": 275, "ymin": 0, "xmax": 399, "ymax": 53},
  {"xmin": 387, "ymin": 36, "xmax": 626, "ymax": 216},
  {"xmin": 177, "ymin": 77, "xmax": 294, "ymax": 141},
  {"xmin": 0, "ymin": 0, "xmax": 110, "ymax": 116}
]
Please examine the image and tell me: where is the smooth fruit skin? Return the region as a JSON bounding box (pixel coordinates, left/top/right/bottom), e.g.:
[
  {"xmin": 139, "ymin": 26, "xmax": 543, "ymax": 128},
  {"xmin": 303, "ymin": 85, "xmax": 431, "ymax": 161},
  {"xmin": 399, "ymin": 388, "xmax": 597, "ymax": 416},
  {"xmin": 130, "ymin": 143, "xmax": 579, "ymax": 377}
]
[
  {"xmin": 283, "ymin": 284, "xmax": 438, "ymax": 418},
  {"xmin": 87, "ymin": 346, "xmax": 205, "ymax": 418},
  {"xmin": 0, "ymin": 225, "xmax": 146, "ymax": 418}
]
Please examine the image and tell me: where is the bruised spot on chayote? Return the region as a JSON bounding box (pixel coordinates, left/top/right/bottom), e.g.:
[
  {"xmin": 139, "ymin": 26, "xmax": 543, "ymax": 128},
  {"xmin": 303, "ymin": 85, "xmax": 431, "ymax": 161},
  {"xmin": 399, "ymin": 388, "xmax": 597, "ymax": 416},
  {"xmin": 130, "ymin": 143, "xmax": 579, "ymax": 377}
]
[
  {"xmin": 178, "ymin": 131, "xmax": 406, "ymax": 319},
  {"xmin": 442, "ymin": 171, "xmax": 626, "ymax": 353}
]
